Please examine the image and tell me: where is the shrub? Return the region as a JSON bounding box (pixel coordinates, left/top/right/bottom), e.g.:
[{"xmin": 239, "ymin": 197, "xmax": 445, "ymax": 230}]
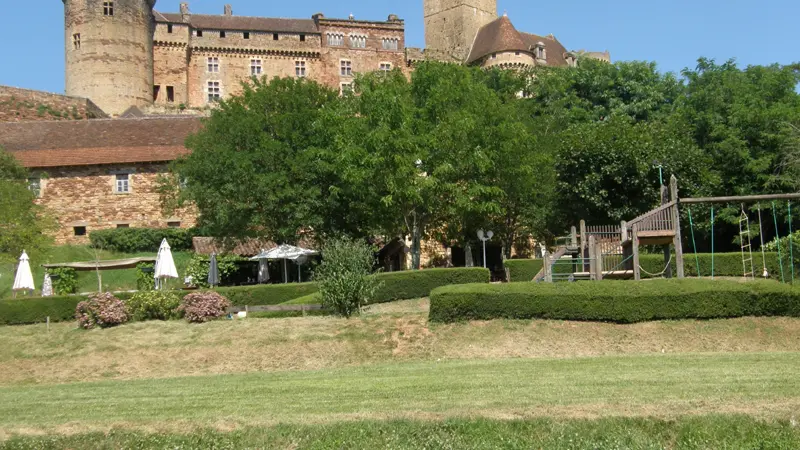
[
  {"xmin": 126, "ymin": 291, "xmax": 182, "ymax": 321},
  {"xmin": 217, "ymin": 282, "xmax": 318, "ymax": 306},
  {"xmin": 89, "ymin": 227, "xmax": 196, "ymax": 253},
  {"xmin": 504, "ymin": 259, "xmax": 544, "ymax": 282},
  {"xmin": 184, "ymin": 254, "xmax": 245, "ymax": 288},
  {"xmin": 0, "ymin": 296, "xmax": 82, "ymax": 325},
  {"xmin": 372, "ymin": 268, "xmax": 490, "ymax": 303},
  {"xmin": 178, "ymin": 291, "xmax": 231, "ymax": 323},
  {"xmin": 75, "ymin": 293, "xmax": 129, "ymax": 329},
  {"xmin": 136, "ymin": 263, "xmax": 156, "ymax": 291},
  {"xmin": 429, "ymin": 279, "xmax": 800, "ymax": 323},
  {"xmin": 316, "ymin": 237, "xmax": 381, "ymax": 317},
  {"xmin": 48, "ymin": 267, "xmax": 78, "ymax": 295}
]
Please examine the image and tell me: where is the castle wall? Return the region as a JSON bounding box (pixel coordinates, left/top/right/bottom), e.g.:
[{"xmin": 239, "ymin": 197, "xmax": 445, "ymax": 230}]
[
  {"xmin": 481, "ymin": 51, "xmax": 536, "ymax": 69},
  {"xmin": 0, "ymin": 86, "xmax": 106, "ymax": 122},
  {"xmin": 31, "ymin": 163, "xmax": 197, "ymax": 245},
  {"xmin": 424, "ymin": 0, "xmax": 497, "ymax": 61},
  {"xmin": 64, "ymin": 0, "xmax": 156, "ymax": 115}
]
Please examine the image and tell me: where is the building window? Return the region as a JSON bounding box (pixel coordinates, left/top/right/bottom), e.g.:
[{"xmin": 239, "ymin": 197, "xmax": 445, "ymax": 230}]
[
  {"xmin": 250, "ymin": 59, "xmax": 262, "ymax": 76},
  {"xmin": 196, "ymin": 29, "xmax": 203, "ymax": 37},
  {"xmin": 340, "ymin": 60, "xmax": 352, "ymax": 77},
  {"xmin": 295, "ymin": 60, "xmax": 306, "ymax": 78},
  {"xmin": 381, "ymin": 38, "xmax": 399, "ymax": 50},
  {"xmin": 340, "ymin": 82, "xmax": 353, "ymax": 95},
  {"xmin": 379, "ymin": 62, "xmax": 392, "ymax": 72},
  {"xmin": 515, "ymin": 51, "xmax": 521, "ymax": 56},
  {"xmin": 350, "ymin": 35, "xmax": 367, "ymax": 48},
  {"xmin": 167, "ymin": 24, "xmax": 173, "ymax": 33},
  {"xmin": 116, "ymin": 224, "xmax": 130, "ymax": 229},
  {"xmin": 153, "ymin": 85, "xmax": 161, "ymax": 101},
  {"xmin": 220, "ymin": 30, "xmax": 226, "ymax": 38},
  {"xmin": 73, "ymin": 226, "xmax": 87, "ymax": 237},
  {"xmin": 167, "ymin": 221, "xmax": 181, "ymax": 228},
  {"xmin": 273, "ymin": 33, "xmax": 279, "ymax": 41},
  {"xmin": 243, "ymin": 32, "xmax": 250, "ymax": 39},
  {"xmin": 300, "ymin": 34, "xmax": 306, "ymax": 42},
  {"xmin": 103, "ymin": 1, "xmax": 113, "ymax": 16},
  {"xmin": 207, "ymin": 57, "xmax": 219, "ymax": 73},
  {"xmin": 207, "ymin": 81, "xmax": 221, "ymax": 102},
  {"xmin": 27, "ymin": 178, "xmax": 41, "ymax": 198},
  {"xmin": 115, "ymin": 174, "xmax": 130, "ymax": 193},
  {"xmin": 327, "ymin": 33, "xmax": 344, "ymax": 46},
  {"xmin": 491, "ymin": 53, "xmax": 497, "ymax": 59},
  {"xmin": 166, "ymin": 86, "xmax": 175, "ymax": 103},
  {"xmin": 535, "ymin": 43, "xmax": 546, "ymax": 60},
  {"xmin": 72, "ymin": 33, "xmax": 81, "ymax": 50}
]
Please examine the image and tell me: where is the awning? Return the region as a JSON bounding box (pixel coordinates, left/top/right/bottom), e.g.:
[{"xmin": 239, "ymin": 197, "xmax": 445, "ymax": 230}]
[{"xmin": 42, "ymin": 257, "xmax": 157, "ymax": 271}]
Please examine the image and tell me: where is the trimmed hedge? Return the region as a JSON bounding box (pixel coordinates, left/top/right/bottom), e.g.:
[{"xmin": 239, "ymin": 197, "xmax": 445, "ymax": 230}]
[
  {"xmin": 216, "ymin": 283, "xmax": 318, "ymax": 306},
  {"xmin": 429, "ymin": 279, "xmax": 800, "ymax": 323},
  {"xmin": 89, "ymin": 227, "xmax": 196, "ymax": 253},
  {"xmin": 0, "ymin": 296, "xmax": 83, "ymax": 325},
  {"xmin": 505, "ymin": 253, "xmax": 800, "ymax": 281}
]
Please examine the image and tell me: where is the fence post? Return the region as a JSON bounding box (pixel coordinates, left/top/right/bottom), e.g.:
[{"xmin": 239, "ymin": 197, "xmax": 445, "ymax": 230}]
[
  {"xmin": 588, "ymin": 235, "xmax": 596, "ymax": 281},
  {"xmin": 670, "ymin": 175, "xmax": 685, "ymax": 279},
  {"xmin": 580, "ymin": 220, "xmax": 587, "ymax": 271},
  {"xmin": 633, "ymin": 224, "xmax": 641, "ymax": 281},
  {"xmin": 595, "ymin": 239, "xmax": 604, "ymax": 281}
]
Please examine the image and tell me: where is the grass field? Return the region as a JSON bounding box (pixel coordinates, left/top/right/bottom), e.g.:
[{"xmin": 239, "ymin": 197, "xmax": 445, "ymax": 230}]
[
  {"xmin": 0, "ymin": 246, "xmax": 194, "ymax": 298},
  {"xmin": 1, "ymin": 299, "xmax": 800, "ymax": 446}
]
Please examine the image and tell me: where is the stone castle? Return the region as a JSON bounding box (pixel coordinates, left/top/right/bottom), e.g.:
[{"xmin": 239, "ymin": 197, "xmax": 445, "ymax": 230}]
[{"xmin": 62, "ymin": 0, "xmax": 609, "ymax": 115}]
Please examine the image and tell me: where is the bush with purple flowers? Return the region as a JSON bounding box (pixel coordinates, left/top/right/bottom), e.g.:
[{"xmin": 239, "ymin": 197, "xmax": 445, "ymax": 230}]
[
  {"xmin": 177, "ymin": 291, "xmax": 231, "ymax": 323},
  {"xmin": 75, "ymin": 293, "xmax": 129, "ymax": 329}
]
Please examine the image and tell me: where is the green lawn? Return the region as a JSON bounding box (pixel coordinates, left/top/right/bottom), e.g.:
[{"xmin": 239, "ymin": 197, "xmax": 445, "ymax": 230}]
[
  {"xmin": 2, "ymin": 416, "xmax": 799, "ymax": 449},
  {"xmin": 0, "ymin": 353, "xmax": 798, "ymax": 436},
  {"xmin": 0, "ymin": 245, "xmax": 194, "ymax": 298}
]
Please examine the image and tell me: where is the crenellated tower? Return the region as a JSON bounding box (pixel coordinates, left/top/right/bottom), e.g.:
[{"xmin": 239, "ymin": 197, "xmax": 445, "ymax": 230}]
[
  {"xmin": 424, "ymin": 0, "xmax": 497, "ymax": 61},
  {"xmin": 63, "ymin": 0, "xmax": 156, "ymax": 115}
]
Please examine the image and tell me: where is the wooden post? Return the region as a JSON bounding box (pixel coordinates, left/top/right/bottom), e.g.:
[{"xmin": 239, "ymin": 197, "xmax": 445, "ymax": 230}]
[
  {"xmin": 595, "ymin": 240, "xmax": 604, "ymax": 281},
  {"xmin": 661, "ymin": 185, "xmax": 669, "ymax": 205},
  {"xmin": 620, "ymin": 220, "xmax": 628, "ymax": 243},
  {"xmin": 670, "ymin": 175, "xmax": 685, "ymax": 279},
  {"xmin": 588, "ymin": 235, "xmax": 596, "ymax": 281},
  {"xmin": 664, "ymin": 245, "xmax": 673, "ymax": 279},
  {"xmin": 579, "ymin": 220, "xmax": 587, "ymax": 271},
  {"xmin": 46, "ymin": 316, "xmax": 50, "ymax": 333},
  {"xmin": 570, "ymin": 226, "xmax": 577, "ymax": 249},
  {"xmin": 632, "ymin": 224, "xmax": 641, "ymax": 281},
  {"xmin": 543, "ymin": 252, "xmax": 552, "ymax": 283}
]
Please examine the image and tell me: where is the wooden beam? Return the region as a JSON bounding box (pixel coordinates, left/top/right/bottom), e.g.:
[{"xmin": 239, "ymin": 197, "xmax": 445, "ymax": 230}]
[
  {"xmin": 671, "ymin": 175, "xmax": 685, "ymax": 279},
  {"xmin": 681, "ymin": 193, "xmax": 800, "ymax": 204}
]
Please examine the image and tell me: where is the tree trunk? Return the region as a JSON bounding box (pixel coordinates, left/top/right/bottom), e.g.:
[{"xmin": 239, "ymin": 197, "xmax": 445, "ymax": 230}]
[{"xmin": 411, "ymin": 216, "xmax": 422, "ymax": 270}]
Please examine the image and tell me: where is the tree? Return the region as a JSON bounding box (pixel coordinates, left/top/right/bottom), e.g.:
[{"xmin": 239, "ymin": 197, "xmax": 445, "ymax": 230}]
[
  {"xmin": 172, "ymin": 77, "xmax": 340, "ymax": 244},
  {"xmin": 0, "ymin": 147, "xmax": 54, "ymax": 265}
]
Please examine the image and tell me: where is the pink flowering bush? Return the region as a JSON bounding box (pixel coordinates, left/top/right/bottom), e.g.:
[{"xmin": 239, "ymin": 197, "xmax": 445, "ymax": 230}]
[
  {"xmin": 177, "ymin": 291, "xmax": 231, "ymax": 323},
  {"xmin": 75, "ymin": 293, "xmax": 129, "ymax": 329}
]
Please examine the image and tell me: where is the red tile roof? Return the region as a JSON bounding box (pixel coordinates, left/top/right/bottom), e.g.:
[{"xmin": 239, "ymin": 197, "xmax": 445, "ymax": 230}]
[
  {"xmin": 155, "ymin": 11, "xmax": 319, "ymax": 34},
  {"xmin": 520, "ymin": 33, "xmax": 569, "ymax": 67},
  {"xmin": 0, "ymin": 116, "xmax": 203, "ymax": 168},
  {"xmin": 466, "ymin": 16, "xmax": 531, "ymax": 64}
]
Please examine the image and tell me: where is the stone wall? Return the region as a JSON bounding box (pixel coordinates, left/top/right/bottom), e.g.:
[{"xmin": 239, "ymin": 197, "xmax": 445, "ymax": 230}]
[
  {"xmin": 480, "ymin": 51, "xmax": 536, "ymax": 69},
  {"xmin": 0, "ymin": 86, "xmax": 106, "ymax": 122},
  {"xmin": 32, "ymin": 163, "xmax": 197, "ymax": 245}
]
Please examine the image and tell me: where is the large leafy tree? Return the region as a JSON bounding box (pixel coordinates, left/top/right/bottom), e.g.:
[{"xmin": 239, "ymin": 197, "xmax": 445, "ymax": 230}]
[{"xmin": 0, "ymin": 148, "xmax": 54, "ymax": 265}]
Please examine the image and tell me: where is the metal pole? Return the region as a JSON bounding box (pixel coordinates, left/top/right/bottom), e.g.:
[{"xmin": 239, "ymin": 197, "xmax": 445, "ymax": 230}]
[{"xmin": 482, "ymin": 240, "xmax": 487, "ymax": 269}]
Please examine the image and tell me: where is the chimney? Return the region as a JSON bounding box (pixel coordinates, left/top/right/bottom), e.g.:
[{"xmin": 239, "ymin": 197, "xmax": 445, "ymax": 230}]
[
  {"xmin": 224, "ymin": 4, "xmax": 232, "ymax": 16},
  {"xmin": 180, "ymin": 2, "xmax": 191, "ymax": 23}
]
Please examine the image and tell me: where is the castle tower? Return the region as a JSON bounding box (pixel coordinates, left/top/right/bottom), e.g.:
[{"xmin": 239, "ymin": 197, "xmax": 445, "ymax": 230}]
[
  {"xmin": 424, "ymin": 0, "xmax": 497, "ymax": 61},
  {"xmin": 63, "ymin": 0, "xmax": 156, "ymax": 115}
]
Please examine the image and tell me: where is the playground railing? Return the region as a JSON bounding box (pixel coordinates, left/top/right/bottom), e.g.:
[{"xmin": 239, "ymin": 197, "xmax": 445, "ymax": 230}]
[{"xmin": 626, "ymin": 201, "xmax": 676, "ymax": 235}]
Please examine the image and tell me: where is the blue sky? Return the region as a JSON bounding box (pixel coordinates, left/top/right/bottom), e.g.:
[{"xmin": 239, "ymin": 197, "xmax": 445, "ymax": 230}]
[{"xmin": 3, "ymin": 0, "xmax": 799, "ymax": 94}]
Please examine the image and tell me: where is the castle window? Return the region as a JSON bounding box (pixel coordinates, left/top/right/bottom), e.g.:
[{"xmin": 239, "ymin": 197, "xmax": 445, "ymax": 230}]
[
  {"xmin": 72, "ymin": 34, "xmax": 81, "ymax": 50},
  {"xmin": 379, "ymin": 62, "xmax": 392, "ymax": 72},
  {"xmin": 250, "ymin": 59, "xmax": 262, "ymax": 76},
  {"xmin": 115, "ymin": 174, "xmax": 130, "ymax": 194},
  {"xmin": 340, "ymin": 82, "xmax": 353, "ymax": 95},
  {"xmin": 73, "ymin": 226, "xmax": 87, "ymax": 237},
  {"xmin": 220, "ymin": 30, "xmax": 226, "ymax": 38},
  {"xmin": 103, "ymin": 1, "xmax": 113, "ymax": 16},
  {"xmin": 295, "ymin": 60, "xmax": 306, "ymax": 78},
  {"xmin": 381, "ymin": 38, "xmax": 399, "ymax": 50},
  {"xmin": 300, "ymin": 34, "xmax": 306, "ymax": 42},
  {"xmin": 116, "ymin": 224, "xmax": 130, "ymax": 229},
  {"xmin": 515, "ymin": 51, "xmax": 521, "ymax": 56},
  {"xmin": 167, "ymin": 24, "xmax": 173, "ymax": 33},
  {"xmin": 243, "ymin": 32, "xmax": 250, "ymax": 39},
  {"xmin": 340, "ymin": 60, "xmax": 352, "ymax": 77},
  {"xmin": 327, "ymin": 33, "xmax": 344, "ymax": 47},
  {"xmin": 27, "ymin": 178, "xmax": 41, "ymax": 198},
  {"xmin": 167, "ymin": 86, "xmax": 175, "ymax": 103},
  {"xmin": 207, "ymin": 81, "xmax": 221, "ymax": 102},
  {"xmin": 167, "ymin": 221, "xmax": 182, "ymax": 228},
  {"xmin": 273, "ymin": 33, "xmax": 279, "ymax": 41},
  {"xmin": 350, "ymin": 35, "xmax": 367, "ymax": 49},
  {"xmin": 207, "ymin": 57, "xmax": 219, "ymax": 73},
  {"xmin": 153, "ymin": 85, "xmax": 161, "ymax": 101},
  {"xmin": 491, "ymin": 53, "xmax": 497, "ymax": 59},
  {"xmin": 196, "ymin": 30, "xmax": 203, "ymax": 37}
]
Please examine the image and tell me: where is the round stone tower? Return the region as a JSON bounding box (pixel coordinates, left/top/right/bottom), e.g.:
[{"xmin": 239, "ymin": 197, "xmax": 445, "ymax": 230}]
[{"xmin": 63, "ymin": 0, "xmax": 156, "ymax": 115}]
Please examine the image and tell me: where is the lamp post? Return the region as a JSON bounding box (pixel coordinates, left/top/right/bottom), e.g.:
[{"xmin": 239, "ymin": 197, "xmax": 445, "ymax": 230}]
[
  {"xmin": 653, "ymin": 160, "xmax": 664, "ymax": 186},
  {"xmin": 477, "ymin": 230, "xmax": 494, "ymax": 269}
]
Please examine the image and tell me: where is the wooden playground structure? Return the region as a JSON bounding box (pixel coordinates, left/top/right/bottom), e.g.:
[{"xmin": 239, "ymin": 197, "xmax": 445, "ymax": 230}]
[{"xmin": 536, "ymin": 175, "xmax": 800, "ymax": 282}]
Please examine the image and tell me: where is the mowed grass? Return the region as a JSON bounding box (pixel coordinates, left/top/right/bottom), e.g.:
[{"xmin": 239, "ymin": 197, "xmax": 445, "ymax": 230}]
[
  {"xmin": 0, "ymin": 353, "xmax": 799, "ymax": 437},
  {"xmin": 3, "ymin": 416, "xmax": 800, "ymax": 449}
]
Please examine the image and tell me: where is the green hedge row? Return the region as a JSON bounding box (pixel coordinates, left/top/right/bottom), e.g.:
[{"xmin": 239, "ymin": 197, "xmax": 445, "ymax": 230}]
[
  {"xmin": 505, "ymin": 253, "xmax": 799, "ymax": 281},
  {"xmin": 429, "ymin": 279, "xmax": 800, "ymax": 323},
  {"xmin": 0, "ymin": 296, "xmax": 84, "ymax": 326},
  {"xmin": 216, "ymin": 283, "xmax": 318, "ymax": 307},
  {"xmin": 89, "ymin": 228, "xmax": 197, "ymax": 253}
]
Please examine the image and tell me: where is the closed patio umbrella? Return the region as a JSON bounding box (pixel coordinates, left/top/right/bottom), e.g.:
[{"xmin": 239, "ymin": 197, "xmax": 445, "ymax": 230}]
[
  {"xmin": 42, "ymin": 273, "xmax": 54, "ymax": 297},
  {"xmin": 154, "ymin": 239, "xmax": 179, "ymax": 290},
  {"xmin": 208, "ymin": 253, "xmax": 220, "ymax": 287},
  {"xmin": 12, "ymin": 251, "xmax": 35, "ymax": 296}
]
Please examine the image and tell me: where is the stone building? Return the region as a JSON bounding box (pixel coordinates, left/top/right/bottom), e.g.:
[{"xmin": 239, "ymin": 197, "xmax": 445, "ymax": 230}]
[
  {"xmin": 0, "ymin": 117, "xmax": 201, "ymax": 244},
  {"xmin": 60, "ymin": 0, "xmax": 608, "ymax": 115}
]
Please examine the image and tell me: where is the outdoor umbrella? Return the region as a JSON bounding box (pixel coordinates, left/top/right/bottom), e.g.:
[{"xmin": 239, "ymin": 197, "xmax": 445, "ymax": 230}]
[
  {"xmin": 250, "ymin": 245, "xmax": 318, "ymax": 283},
  {"xmin": 208, "ymin": 253, "xmax": 220, "ymax": 287},
  {"xmin": 12, "ymin": 251, "xmax": 35, "ymax": 296},
  {"xmin": 42, "ymin": 273, "xmax": 54, "ymax": 297},
  {"xmin": 154, "ymin": 239, "xmax": 179, "ymax": 290},
  {"xmin": 255, "ymin": 249, "xmax": 270, "ymax": 284}
]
